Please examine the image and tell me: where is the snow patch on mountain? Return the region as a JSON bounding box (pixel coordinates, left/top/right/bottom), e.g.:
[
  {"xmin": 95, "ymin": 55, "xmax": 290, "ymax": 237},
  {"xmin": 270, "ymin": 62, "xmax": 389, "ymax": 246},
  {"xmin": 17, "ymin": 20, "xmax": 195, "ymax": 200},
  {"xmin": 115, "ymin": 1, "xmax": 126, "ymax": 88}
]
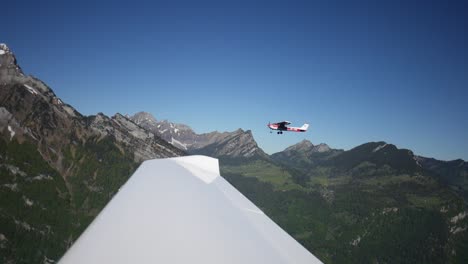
[
  {"xmin": 373, "ymin": 143, "xmax": 388, "ymax": 152},
  {"xmin": 0, "ymin": 43, "xmax": 10, "ymax": 52},
  {"xmin": 24, "ymin": 84, "xmax": 39, "ymax": 95},
  {"xmin": 171, "ymin": 137, "xmax": 188, "ymax": 150},
  {"xmin": 7, "ymin": 125, "xmax": 15, "ymax": 140}
]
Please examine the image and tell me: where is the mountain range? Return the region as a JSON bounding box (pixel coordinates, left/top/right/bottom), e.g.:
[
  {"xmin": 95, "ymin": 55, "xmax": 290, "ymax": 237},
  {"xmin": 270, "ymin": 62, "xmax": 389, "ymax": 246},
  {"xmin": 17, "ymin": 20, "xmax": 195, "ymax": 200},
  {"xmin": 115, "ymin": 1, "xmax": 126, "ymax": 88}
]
[
  {"xmin": 224, "ymin": 140, "xmax": 468, "ymax": 263},
  {"xmin": 1, "ymin": 43, "xmax": 468, "ymax": 263},
  {"xmin": 130, "ymin": 112, "xmax": 468, "ymax": 262},
  {"xmin": 0, "ymin": 44, "xmax": 183, "ymax": 263},
  {"xmin": 130, "ymin": 111, "xmax": 267, "ymax": 159}
]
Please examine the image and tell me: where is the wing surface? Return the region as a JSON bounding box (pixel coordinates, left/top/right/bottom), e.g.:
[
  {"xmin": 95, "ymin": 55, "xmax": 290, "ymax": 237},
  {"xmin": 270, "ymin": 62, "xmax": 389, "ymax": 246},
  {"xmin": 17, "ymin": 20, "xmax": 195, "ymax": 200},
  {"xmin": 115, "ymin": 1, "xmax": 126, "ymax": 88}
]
[
  {"xmin": 277, "ymin": 121, "xmax": 291, "ymax": 125},
  {"xmin": 58, "ymin": 156, "xmax": 322, "ymax": 264}
]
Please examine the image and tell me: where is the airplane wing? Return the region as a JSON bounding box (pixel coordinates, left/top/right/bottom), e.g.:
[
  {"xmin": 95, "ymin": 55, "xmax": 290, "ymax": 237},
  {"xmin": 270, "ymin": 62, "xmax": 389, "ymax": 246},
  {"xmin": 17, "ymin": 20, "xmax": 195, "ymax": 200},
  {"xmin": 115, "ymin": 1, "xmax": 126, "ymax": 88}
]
[
  {"xmin": 275, "ymin": 121, "xmax": 291, "ymax": 125},
  {"xmin": 58, "ymin": 156, "xmax": 322, "ymax": 264},
  {"xmin": 272, "ymin": 121, "xmax": 291, "ymax": 130}
]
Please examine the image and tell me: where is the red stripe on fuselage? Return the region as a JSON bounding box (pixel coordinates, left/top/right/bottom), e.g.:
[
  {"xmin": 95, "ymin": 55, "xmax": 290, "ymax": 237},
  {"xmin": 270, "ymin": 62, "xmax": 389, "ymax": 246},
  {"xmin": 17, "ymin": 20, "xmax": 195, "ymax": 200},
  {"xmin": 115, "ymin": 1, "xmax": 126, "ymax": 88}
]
[{"xmin": 268, "ymin": 124, "xmax": 305, "ymax": 132}]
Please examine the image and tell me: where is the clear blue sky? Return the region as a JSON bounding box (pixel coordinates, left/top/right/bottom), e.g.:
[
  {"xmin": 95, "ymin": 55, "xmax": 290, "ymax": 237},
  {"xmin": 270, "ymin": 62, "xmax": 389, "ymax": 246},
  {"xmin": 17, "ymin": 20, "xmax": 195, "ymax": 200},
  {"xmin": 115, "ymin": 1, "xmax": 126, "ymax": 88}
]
[{"xmin": 2, "ymin": 0, "xmax": 467, "ymax": 160}]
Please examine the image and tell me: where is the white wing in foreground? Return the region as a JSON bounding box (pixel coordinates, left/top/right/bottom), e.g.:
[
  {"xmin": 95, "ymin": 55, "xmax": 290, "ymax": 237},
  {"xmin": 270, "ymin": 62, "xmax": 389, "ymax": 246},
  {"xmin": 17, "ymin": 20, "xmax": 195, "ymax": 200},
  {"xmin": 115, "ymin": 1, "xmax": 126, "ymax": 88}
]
[{"xmin": 59, "ymin": 155, "xmax": 322, "ymax": 264}]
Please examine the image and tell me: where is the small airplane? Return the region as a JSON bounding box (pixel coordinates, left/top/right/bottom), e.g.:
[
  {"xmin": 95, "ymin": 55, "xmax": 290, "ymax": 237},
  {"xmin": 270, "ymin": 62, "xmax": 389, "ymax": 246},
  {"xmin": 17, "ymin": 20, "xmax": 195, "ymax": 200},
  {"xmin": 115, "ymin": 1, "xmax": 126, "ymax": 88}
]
[{"xmin": 267, "ymin": 121, "xmax": 309, "ymax": 134}]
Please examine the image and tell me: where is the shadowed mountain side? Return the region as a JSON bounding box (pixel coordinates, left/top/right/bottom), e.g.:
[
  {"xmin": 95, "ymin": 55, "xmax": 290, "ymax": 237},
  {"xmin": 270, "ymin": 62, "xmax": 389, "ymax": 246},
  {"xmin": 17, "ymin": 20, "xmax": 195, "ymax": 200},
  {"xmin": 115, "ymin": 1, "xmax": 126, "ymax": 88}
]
[{"xmin": 416, "ymin": 156, "xmax": 468, "ymax": 201}]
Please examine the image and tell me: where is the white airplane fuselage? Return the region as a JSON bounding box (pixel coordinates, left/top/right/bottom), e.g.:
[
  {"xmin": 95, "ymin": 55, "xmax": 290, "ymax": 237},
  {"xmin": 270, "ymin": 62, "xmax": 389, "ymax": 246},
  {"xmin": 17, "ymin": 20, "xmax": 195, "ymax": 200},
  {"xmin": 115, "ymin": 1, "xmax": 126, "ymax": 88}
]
[{"xmin": 267, "ymin": 122, "xmax": 309, "ymax": 133}]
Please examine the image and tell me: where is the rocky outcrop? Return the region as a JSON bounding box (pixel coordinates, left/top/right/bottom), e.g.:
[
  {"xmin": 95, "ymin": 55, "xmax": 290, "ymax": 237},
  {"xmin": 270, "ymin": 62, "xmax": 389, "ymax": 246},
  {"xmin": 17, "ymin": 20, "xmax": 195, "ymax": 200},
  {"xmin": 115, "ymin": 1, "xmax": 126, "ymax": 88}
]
[
  {"xmin": 130, "ymin": 112, "xmax": 266, "ymax": 158},
  {"xmin": 0, "ymin": 43, "xmax": 184, "ymax": 263},
  {"xmin": 192, "ymin": 129, "xmax": 268, "ymax": 159}
]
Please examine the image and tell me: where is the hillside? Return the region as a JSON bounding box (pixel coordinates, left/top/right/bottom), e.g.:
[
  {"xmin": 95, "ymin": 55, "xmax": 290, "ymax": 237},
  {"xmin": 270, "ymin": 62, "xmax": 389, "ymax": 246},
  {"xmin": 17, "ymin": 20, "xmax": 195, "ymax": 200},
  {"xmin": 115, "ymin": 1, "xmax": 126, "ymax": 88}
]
[
  {"xmin": 223, "ymin": 141, "xmax": 468, "ymax": 263},
  {"xmin": 0, "ymin": 44, "xmax": 184, "ymax": 263},
  {"xmin": 129, "ymin": 110, "xmax": 468, "ymax": 263}
]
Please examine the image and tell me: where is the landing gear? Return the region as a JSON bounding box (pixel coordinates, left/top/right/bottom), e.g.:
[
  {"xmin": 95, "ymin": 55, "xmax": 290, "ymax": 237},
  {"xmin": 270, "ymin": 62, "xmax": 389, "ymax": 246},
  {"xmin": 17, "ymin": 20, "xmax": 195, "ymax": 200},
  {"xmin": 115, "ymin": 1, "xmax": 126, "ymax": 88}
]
[{"xmin": 277, "ymin": 131, "xmax": 283, "ymax": 134}]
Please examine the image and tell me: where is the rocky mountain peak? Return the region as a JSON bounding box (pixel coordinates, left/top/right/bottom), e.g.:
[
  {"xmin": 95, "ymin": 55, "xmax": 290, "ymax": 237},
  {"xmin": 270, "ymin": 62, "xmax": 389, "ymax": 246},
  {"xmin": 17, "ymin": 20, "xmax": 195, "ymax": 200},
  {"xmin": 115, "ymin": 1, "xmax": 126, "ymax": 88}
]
[
  {"xmin": 0, "ymin": 45, "xmax": 57, "ymax": 102},
  {"xmin": 235, "ymin": 129, "xmax": 255, "ymax": 143},
  {"xmin": 131, "ymin": 112, "xmax": 193, "ymax": 133},
  {"xmin": 301, "ymin": 139, "xmax": 313, "ymax": 145},
  {"xmin": 131, "ymin": 111, "xmax": 158, "ymax": 126},
  {"xmin": 0, "ymin": 43, "xmax": 11, "ymax": 54},
  {"xmin": 284, "ymin": 139, "xmax": 313, "ymax": 152},
  {"xmin": 193, "ymin": 128, "xmax": 267, "ymax": 159},
  {"xmin": 282, "ymin": 140, "xmax": 331, "ymax": 154},
  {"xmin": 0, "ymin": 44, "xmax": 188, "ymax": 264},
  {"xmin": 130, "ymin": 112, "xmax": 199, "ymax": 151},
  {"xmin": 312, "ymin": 143, "xmax": 331, "ymax": 153},
  {"xmin": 232, "ymin": 128, "xmax": 244, "ymax": 134},
  {"xmin": 0, "ymin": 48, "xmax": 83, "ymax": 147},
  {"xmin": 0, "ymin": 43, "xmax": 23, "ymax": 76},
  {"xmin": 331, "ymin": 141, "xmax": 422, "ymax": 174},
  {"xmin": 130, "ymin": 111, "xmax": 268, "ymax": 158}
]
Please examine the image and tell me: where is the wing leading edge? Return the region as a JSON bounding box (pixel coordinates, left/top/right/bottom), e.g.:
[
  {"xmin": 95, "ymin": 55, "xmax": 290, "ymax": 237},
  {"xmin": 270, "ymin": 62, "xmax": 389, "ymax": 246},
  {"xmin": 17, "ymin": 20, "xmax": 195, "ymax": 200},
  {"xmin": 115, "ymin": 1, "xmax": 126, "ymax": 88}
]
[{"xmin": 58, "ymin": 156, "xmax": 322, "ymax": 264}]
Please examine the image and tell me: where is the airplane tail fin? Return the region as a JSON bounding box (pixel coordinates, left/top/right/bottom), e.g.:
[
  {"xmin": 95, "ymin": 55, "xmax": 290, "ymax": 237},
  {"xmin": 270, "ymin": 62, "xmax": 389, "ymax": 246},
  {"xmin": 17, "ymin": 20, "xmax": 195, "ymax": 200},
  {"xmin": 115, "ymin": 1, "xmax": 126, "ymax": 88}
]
[{"xmin": 300, "ymin": 124, "xmax": 309, "ymax": 131}]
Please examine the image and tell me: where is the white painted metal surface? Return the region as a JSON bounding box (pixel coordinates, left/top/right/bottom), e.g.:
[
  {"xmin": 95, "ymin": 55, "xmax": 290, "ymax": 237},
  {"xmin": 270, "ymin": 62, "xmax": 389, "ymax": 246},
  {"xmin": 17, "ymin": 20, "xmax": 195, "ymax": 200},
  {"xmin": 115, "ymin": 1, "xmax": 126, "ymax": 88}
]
[{"xmin": 59, "ymin": 155, "xmax": 322, "ymax": 264}]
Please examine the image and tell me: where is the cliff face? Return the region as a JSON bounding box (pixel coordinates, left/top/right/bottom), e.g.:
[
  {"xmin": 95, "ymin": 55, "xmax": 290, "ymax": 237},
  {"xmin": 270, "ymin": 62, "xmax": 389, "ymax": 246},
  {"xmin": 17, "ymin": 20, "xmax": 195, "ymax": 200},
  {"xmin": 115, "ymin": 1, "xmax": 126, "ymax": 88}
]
[
  {"xmin": 131, "ymin": 112, "xmax": 267, "ymax": 159},
  {"xmin": 0, "ymin": 44, "xmax": 184, "ymax": 263}
]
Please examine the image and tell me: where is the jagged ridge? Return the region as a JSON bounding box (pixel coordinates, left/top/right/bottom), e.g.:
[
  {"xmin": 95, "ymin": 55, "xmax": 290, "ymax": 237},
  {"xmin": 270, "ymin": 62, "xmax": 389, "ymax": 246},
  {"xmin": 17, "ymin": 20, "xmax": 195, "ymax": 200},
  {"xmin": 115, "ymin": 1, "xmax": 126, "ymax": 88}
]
[{"xmin": 0, "ymin": 44, "xmax": 184, "ymax": 263}]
